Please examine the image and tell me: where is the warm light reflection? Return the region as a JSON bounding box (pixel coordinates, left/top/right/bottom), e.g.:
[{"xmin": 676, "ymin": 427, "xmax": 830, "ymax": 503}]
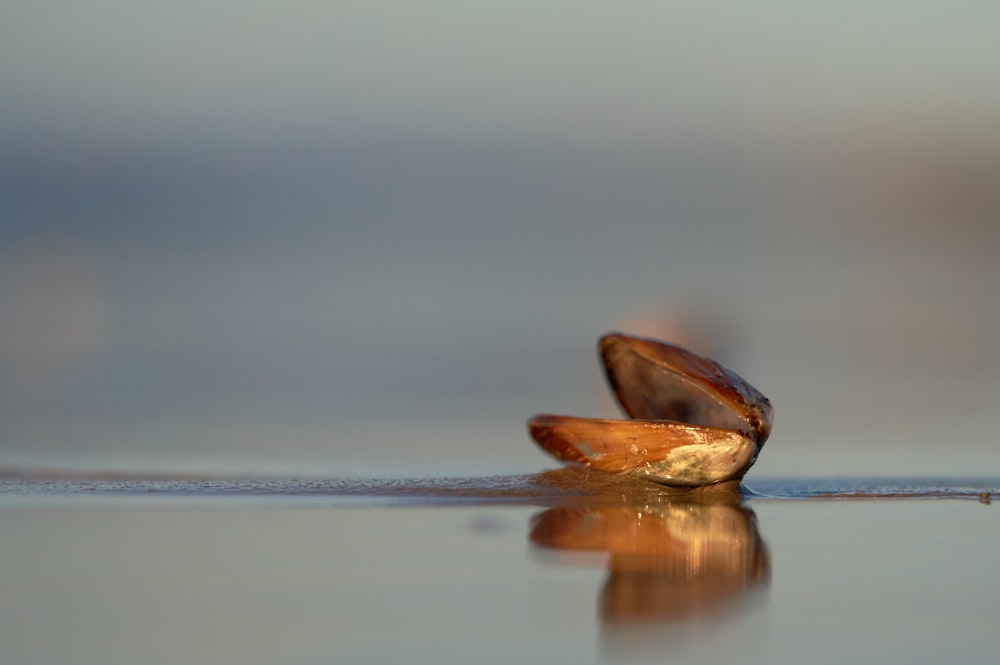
[
  {"xmin": 530, "ymin": 499, "xmax": 769, "ymax": 624},
  {"xmin": 0, "ymin": 237, "xmax": 107, "ymax": 399}
]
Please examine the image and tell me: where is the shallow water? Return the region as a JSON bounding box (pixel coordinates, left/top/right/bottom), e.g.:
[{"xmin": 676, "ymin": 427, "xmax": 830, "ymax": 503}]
[{"xmin": 2, "ymin": 472, "xmax": 998, "ymax": 665}]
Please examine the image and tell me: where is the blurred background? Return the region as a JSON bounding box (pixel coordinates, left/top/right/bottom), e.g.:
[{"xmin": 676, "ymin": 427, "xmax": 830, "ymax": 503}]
[{"xmin": 1, "ymin": 2, "xmax": 998, "ymax": 478}]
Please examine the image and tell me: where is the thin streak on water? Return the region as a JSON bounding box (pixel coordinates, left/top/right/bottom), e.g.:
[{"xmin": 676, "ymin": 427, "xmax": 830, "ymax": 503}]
[{"xmin": 1, "ymin": 467, "xmax": 996, "ymax": 505}]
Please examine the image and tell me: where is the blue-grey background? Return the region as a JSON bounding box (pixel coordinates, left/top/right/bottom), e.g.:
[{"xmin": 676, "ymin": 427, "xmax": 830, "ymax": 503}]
[{"xmin": 2, "ymin": 2, "xmax": 998, "ymax": 477}]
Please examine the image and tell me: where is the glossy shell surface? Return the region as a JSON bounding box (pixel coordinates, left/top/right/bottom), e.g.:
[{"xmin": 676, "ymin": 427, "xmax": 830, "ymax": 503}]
[{"xmin": 527, "ymin": 333, "xmax": 773, "ymax": 486}]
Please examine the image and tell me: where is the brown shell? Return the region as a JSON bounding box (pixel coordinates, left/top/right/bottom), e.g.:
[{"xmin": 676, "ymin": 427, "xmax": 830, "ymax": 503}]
[
  {"xmin": 599, "ymin": 333, "xmax": 772, "ymax": 445},
  {"xmin": 527, "ymin": 333, "xmax": 773, "ymax": 486}
]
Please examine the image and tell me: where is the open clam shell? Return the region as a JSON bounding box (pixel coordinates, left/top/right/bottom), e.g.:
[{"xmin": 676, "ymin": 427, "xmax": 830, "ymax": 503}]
[{"xmin": 527, "ymin": 333, "xmax": 773, "ymax": 487}]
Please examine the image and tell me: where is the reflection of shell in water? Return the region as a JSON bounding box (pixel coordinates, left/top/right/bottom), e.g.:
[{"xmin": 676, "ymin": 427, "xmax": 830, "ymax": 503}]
[
  {"xmin": 527, "ymin": 333, "xmax": 772, "ymax": 486},
  {"xmin": 530, "ymin": 502, "xmax": 770, "ymax": 623}
]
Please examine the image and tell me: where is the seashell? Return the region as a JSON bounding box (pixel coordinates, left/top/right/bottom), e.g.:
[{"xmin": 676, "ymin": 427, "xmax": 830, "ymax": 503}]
[{"xmin": 527, "ymin": 333, "xmax": 773, "ymax": 487}]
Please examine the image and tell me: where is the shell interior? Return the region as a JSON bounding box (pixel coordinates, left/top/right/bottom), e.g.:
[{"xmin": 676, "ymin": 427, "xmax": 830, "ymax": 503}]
[{"xmin": 528, "ymin": 333, "xmax": 773, "ymax": 486}]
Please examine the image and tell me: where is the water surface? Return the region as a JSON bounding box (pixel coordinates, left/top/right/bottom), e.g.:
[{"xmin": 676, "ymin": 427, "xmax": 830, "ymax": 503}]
[{"xmin": 2, "ymin": 471, "xmax": 997, "ymax": 665}]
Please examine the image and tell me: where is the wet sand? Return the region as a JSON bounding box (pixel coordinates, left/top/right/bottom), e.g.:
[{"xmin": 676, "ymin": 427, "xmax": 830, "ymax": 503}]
[
  {"xmin": 2, "ymin": 467, "xmax": 997, "ymax": 503},
  {"xmin": 2, "ymin": 471, "xmax": 998, "ymax": 665}
]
